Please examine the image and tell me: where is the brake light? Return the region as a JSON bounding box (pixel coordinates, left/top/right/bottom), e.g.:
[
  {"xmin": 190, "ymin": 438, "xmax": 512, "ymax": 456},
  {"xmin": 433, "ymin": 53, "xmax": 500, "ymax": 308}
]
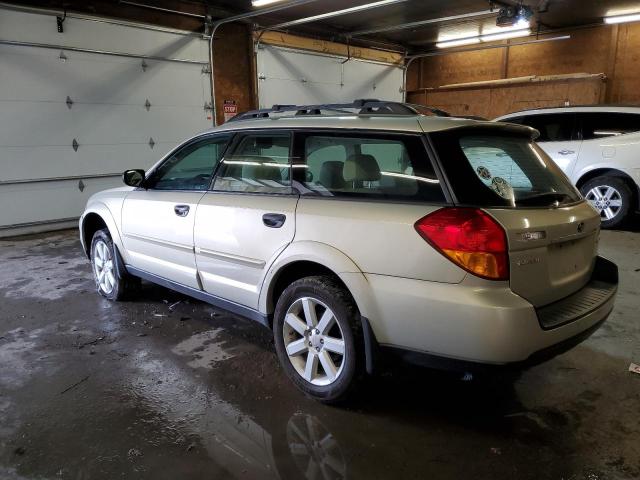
[{"xmin": 415, "ymin": 208, "xmax": 509, "ymax": 280}]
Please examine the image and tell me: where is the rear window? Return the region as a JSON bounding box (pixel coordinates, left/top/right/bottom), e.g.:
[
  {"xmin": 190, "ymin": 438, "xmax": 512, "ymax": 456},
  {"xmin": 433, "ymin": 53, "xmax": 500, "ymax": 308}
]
[
  {"xmin": 431, "ymin": 129, "xmax": 581, "ymax": 208},
  {"xmin": 507, "ymin": 113, "xmax": 576, "ymax": 142},
  {"xmin": 292, "ymin": 133, "xmax": 446, "ymax": 203}
]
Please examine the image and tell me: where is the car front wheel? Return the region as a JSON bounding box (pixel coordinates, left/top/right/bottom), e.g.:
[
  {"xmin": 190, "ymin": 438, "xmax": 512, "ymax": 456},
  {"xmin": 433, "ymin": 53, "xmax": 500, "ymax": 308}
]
[
  {"xmin": 581, "ymin": 175, "xmax": 632, "ymax": 229},
  {"xmin": 273, "ymin": 275, "xmax": 362, "ymax": 403},
  {"xmin": 90, "ymin": 229, "xmax": 138, "ymax": 300}
]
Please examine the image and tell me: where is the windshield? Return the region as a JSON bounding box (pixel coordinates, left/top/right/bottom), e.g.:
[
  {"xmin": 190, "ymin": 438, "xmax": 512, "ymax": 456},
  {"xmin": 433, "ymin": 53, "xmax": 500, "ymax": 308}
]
[{"xmin": 430, "ymin": 129, "xmax": 581, "ymax": 208}]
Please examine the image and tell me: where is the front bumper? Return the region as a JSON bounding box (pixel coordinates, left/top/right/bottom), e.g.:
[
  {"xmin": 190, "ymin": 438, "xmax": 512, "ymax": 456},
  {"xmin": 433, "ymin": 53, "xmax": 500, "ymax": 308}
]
[{"xmin": 362, "ymin": 255, "xmax": 618, "ymax": 366}]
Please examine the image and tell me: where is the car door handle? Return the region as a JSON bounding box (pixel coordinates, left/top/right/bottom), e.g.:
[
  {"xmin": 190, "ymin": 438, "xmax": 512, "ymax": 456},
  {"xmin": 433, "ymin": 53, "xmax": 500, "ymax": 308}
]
[
  {"xmin": 174, "ymin": 205, "xmax": 190, "ymax": 217},
  {"xmin": 263, "ymin": 213, "xmax": 286, "ymax": 228},
  {"xmin": 558, "ymin": 150, "xmax": 575, "ymax": 155}
]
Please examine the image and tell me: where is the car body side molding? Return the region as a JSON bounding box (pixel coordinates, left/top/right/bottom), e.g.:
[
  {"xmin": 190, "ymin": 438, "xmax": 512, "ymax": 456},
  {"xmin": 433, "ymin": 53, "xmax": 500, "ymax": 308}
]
[{"xmin": 125, "ymin": 265, "xmax": 270, "ymax": 328}]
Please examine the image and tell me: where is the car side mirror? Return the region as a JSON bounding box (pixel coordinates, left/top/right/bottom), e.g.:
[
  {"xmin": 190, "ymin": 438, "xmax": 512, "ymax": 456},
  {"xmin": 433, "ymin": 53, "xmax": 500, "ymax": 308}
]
[{"xmin": 123, "ymin": 169, "xmax": 145, "ymax": 188}]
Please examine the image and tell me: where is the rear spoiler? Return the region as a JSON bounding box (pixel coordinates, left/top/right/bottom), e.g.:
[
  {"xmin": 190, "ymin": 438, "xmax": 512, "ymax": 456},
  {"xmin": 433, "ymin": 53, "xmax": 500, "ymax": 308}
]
[
  {"xmin": 420, "ymin": 118, "xmax": 540, "ymax": 140},
  {"xmin": 481, "ymin": 121, "xmax": 540, "ymax": 140}
]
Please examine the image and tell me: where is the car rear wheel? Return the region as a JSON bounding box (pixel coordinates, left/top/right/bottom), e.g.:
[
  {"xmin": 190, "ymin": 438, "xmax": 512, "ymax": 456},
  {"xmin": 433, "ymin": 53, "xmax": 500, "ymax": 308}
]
[
  {"xmin": 581, "ymin": 176, "xmax": 632, "ymax": 229},
  {"xmin": 273, "ymin": 276, "xmax": 362, "ymax": 403},
  {"xmin": 90, "ymin": 229, "xmax": 139, "ymax": 300}
]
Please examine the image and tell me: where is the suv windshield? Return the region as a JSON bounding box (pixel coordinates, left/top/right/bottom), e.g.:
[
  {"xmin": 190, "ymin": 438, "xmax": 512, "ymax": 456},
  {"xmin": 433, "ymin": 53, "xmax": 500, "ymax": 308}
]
[{"xmin": 430, "ymin": 129, "xmax": 581, "ymax": 208}]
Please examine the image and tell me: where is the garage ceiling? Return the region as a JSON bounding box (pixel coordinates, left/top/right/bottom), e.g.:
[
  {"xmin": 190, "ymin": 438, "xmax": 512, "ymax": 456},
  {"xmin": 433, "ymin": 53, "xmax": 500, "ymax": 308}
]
[{"xmin": 6, "ymin": 0, "xmax": 640, "ymax": 53}]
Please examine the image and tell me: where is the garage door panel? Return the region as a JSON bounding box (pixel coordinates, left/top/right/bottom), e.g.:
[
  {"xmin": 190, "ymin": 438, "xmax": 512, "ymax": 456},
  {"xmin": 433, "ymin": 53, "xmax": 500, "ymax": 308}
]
[
  {"xmin": 257, "ymin": 44, "xmax": 403, "ymax": 107},
  {"xmin": 0, "ymin": 177, "xmax": 123, "ymax": 227},
  {"xmin": 0, "ymin": 7, "xmax": 212, "ymax": 234},
  {"xmin": 0, "ymin": 10, "xmax": 207, "ymax": 62},
  {"xmin": 0, "ymin": 46, "xmax": 207, "ymax": 107},
  {"xmin": 3, "ymin": 143, "xmax": 177, "ymax": 182},
  {"xmin": 258, "ymin": 46, "xmax": 340, "ymax": 85},
  {"xmin": 341, "ymin": 61, "xmax": 402, "ymax": 101},
  {"xmin": 0, "ymin": 101, "xmax": 204, "ymax": 147}
]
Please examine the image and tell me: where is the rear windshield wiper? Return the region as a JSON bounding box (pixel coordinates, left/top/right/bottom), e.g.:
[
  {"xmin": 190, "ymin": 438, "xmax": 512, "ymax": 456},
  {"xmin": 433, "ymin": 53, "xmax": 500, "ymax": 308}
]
[{"xmin": 517, "ymin": 192, "xmax": 572, "ymax": 206}]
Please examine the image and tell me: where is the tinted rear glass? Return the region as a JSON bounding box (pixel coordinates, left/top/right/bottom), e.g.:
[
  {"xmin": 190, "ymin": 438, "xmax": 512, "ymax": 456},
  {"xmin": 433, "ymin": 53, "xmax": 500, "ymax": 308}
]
[{"xmin": 431, "ymin": 129, "xmax": 581, "ymax": 208}]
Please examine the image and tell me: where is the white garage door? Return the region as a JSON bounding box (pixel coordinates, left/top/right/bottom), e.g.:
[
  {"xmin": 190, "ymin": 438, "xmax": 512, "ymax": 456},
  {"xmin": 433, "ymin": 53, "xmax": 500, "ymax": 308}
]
[
  {"xmin": 256, "ymin": 44, "xmax": 403, "ymax": 108},
  {"xmin": 0, "ymin": 7, "xmax": 212, "ymax": 236}
]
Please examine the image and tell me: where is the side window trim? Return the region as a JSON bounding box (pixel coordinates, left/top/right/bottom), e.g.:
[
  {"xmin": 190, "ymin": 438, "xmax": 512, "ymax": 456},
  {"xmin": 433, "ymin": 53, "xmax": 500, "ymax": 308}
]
[{"xmin": 145, "ymin": 133, "xmax": 232, "ymax": 192}]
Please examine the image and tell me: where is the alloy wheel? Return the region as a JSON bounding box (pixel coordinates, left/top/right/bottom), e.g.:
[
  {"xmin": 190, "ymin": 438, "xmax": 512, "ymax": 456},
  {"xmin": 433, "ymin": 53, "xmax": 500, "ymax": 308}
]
[
  {"xmin": 585, "ymin": 185, "xmax": 623, "ymax": 221},
  {"xmin": 282, "ymin": 297, "xmax": 346, "ymax": 386},
  {"xmin": 93, "ymin": 239, "xmax": 116, "ymax": 294}
]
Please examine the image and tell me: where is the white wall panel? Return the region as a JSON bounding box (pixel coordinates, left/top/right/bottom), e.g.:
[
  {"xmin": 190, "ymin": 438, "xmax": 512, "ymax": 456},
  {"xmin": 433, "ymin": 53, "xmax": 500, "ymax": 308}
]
[
  {"xmin": 0, "ymin": 7, "xmax": 212, "ymax": 235},
  {"xmin": 256, "ymin": 45, "xmax": 403, "ymax": 108}
]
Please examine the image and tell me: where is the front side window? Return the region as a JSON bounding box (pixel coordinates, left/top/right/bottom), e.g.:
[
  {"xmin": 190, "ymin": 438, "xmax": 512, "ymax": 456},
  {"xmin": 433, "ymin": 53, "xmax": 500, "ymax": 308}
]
[
  {"xmin": 294, "ymin": 133, "xmax": 445, "ymax": 202},
  {"xmin": 580, "ymin": 112, "xmax": 640, "ymax": 140},
  {"xmin": 147, "ymin": 135, "xmax": 231, "ymax": 190},
  {"xmin": 212, "ymin": 133, "xmax": 292, "ymax": 194},
  {"xmin": 431, "ymin": 129, "xmax": 581, "ymax": 208},
  {"xmin": 517, "ymin": 114, "xmax": 575, "ymax": 142}
]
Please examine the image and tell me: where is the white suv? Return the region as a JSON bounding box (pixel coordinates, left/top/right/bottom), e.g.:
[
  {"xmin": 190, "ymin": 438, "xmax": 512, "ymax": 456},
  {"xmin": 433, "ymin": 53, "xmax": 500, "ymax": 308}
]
[
  {"xmin": 495, "ymin": 106, "xmax": 640, "ymax": 228},
  {"xmin": 80, "ymin": 101, "xmax": 618, "ymax": 403}
]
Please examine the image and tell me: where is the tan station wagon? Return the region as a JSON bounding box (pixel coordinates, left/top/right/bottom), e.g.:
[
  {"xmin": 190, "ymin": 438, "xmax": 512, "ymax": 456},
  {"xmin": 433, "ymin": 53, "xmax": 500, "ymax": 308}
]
[{"xmin": 79, "ymin": 100, "xmax": 618, "ymax": 402}]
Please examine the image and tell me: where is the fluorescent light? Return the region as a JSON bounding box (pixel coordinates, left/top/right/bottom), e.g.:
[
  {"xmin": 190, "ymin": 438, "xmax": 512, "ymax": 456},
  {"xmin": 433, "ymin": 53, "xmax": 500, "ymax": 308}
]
[
  {"xmin": 481, "ymin": 28, "xmax": 531, "ymax": 41},
  {"xmin": 252, "ymin": 0, "xmax": 286, "ymax": 7},
  {"xmin": 436, "ymin": 37, "xmax": 481, "ymax": 48},
  {"xmin": 604, "ymin": 12, "xmax": 640, "ymax": 24}
]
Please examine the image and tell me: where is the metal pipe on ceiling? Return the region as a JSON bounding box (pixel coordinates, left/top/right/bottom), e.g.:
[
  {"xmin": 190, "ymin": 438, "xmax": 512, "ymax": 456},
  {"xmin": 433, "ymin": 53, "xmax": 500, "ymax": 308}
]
[
  {"xmin": 119, "ymin": 0, "xmax": 206, "ymax": 19},
  {"xmin": 350, "ymin": 9, "xmax": 497, "ymax": 37},
  {"xmin": 264, "ymin": 0, "xmax": 409, "ymax": 30},
  {"xmin": 209, "ymin": 0, "xmax": 321, "ymax": 126}
]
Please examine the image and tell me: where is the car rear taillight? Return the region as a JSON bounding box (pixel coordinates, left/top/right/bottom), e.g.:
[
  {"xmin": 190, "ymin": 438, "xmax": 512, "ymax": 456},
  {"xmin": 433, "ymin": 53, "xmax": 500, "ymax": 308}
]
[{"xmin": 415, "ymin": 208, "xmax": 509, "ymax": 281}]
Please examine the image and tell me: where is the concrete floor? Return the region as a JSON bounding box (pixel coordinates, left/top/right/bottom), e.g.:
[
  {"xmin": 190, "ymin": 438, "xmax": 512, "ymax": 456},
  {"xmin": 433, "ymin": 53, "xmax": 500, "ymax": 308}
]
[{"xmin": 0, "ymin": 228, "xmax": 638, "ymax": 480}]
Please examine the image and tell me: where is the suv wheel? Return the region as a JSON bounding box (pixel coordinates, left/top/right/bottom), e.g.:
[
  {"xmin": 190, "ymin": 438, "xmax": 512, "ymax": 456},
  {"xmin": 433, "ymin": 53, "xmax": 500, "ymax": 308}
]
[
  {"xmin": 90, "ymin": 229, "xmax": 138, "ymax": 300},
  {"xmin": 273, "ymin": 276, "xmax": 362, "ymax": 403},
  {"xmin": 581, "ymin": 176, "xmax": 632, "ymax": 229}
]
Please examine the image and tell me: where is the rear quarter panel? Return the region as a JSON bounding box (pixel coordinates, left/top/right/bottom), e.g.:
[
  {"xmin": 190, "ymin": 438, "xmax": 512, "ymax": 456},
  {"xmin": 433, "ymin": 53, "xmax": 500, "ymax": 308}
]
[{"xmin": 294, "ymin": 198, "xmax": 467, "ymax": 283}]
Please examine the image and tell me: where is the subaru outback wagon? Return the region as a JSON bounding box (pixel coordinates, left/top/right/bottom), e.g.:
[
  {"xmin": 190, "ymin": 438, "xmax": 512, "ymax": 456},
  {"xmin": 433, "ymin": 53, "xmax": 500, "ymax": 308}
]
[{"xmin": 80, "ymin": 100, "xmax": 618, "ymax": 403}]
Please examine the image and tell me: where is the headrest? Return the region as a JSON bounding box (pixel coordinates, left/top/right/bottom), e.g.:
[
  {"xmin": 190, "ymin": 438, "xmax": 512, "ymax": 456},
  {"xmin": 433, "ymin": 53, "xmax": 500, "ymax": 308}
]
[
  {"xmin": 343, "ymin": 154, "xmax": 381, "ymax": 182},
  {"xmin": 319, "ymin": 161, "xmax": 345, "ymax": 189}
]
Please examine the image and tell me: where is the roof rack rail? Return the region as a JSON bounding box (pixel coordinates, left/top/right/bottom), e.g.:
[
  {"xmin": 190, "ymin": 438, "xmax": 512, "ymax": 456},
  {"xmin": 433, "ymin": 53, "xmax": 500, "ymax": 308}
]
[{"xmin": 227, "ymin": 99, "xmax": 450, "ymax": 123}]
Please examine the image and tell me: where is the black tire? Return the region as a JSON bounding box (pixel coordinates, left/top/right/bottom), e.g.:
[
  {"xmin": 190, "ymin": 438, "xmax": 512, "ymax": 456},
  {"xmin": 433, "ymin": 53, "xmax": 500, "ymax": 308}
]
[
  {"xmin": 580, "ymin": 175, "xmax": 633, "ymax": 229},
  {"xmin": 273, "ymin": 275, "xmax": 363, "ymax": 404},
  {"xmin": 90, "ymin": 229, "xmax": 139, "ymax": 301}
]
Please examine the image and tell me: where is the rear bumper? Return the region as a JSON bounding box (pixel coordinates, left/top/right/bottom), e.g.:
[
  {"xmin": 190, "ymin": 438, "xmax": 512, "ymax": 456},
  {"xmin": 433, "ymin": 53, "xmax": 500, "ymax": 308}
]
[{"xmin": 360, "ymin": 255, "xmax": 618, "ymax": 367}]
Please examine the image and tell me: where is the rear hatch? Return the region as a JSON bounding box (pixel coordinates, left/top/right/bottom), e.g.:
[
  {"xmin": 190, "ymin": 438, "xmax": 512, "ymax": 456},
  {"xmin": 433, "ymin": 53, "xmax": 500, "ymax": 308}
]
[{"xmin": 429, "ymin": 124, "xmax": 600, "ymax": 307}]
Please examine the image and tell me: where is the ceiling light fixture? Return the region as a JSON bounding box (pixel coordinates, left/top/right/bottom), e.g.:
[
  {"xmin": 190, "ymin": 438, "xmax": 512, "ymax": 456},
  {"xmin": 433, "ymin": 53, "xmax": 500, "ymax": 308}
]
[
  {"xmin": 252, "ymin": 0, "xmax": 287, "ymax": 7},
  {"xmin": 481, "ymin": 28, "xmax": 531, "ymax": 41},
  {"xmin": 437, "ymin": 24, "xmax": 533, "ymax": 49},
  {"xmin": 604, "ymin": 12, "xmax": 640, "ymax": 24},
  {"xmin": 436, "ymin": 37, "xmax": 481, "ymax": 48}
]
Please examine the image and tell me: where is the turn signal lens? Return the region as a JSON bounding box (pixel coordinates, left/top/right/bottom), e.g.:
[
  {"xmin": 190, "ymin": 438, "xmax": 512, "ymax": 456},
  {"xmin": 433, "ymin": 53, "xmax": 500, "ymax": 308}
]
[{"xmin": 415, "ymin": 208, "xmax": 509, "ymax": 280}]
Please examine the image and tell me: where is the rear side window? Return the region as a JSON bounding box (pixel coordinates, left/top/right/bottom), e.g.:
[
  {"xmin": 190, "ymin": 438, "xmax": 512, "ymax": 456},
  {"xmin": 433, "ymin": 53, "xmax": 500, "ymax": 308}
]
[
  {"xmin": 512, "ymin": 114, "xmax": 575, "ymax": 142},
  {"xmin": 293, "ymin": 133, "xmax": 445, "ymax": 203},
  {"xmin": 579, "ymin": 112, "xmax": 640, "ymax": 140},
  {"xmin": 212, "ymin": 133, "xmax": 292, "ymax": 194},
  {"xmin": 430, "ymin": 129, "xmax": 581, "ymax": 208}
]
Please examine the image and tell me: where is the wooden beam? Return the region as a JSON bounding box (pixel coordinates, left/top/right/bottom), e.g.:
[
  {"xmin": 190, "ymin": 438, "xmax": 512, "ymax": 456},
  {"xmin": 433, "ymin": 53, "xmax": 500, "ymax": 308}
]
[{"xmin": 256, "ymin": 31, "xmax": 404, "ymax": 65}]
